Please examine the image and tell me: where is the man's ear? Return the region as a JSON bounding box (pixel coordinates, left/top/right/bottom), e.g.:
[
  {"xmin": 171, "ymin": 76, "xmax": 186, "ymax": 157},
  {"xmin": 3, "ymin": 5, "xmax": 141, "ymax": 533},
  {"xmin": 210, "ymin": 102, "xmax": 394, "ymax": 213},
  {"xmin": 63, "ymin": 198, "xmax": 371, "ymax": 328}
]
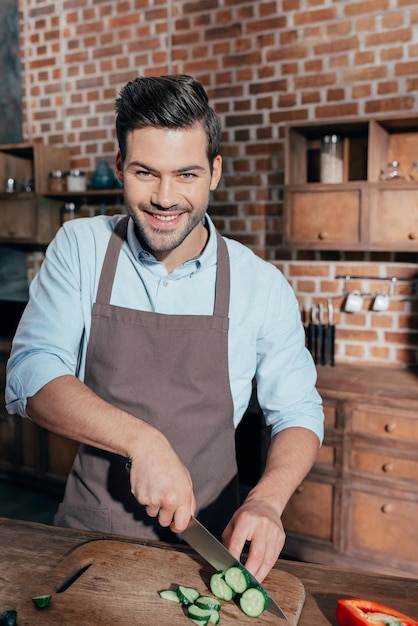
[
  {"xmin": 210, "ymin": 155, "xmax": 222, "ymax": 191},
  {"xmin": 115, "ymin": 150, "xmax": 124, "ymax": 185}
]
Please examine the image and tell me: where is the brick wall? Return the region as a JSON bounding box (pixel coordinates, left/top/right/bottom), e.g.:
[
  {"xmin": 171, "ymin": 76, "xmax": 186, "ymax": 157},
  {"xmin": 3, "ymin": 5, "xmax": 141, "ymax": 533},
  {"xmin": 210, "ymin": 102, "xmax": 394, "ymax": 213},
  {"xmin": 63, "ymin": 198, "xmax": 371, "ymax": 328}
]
[{"xmin": 17, "ymin": 0, "xmax": 418, "ymax": 366}]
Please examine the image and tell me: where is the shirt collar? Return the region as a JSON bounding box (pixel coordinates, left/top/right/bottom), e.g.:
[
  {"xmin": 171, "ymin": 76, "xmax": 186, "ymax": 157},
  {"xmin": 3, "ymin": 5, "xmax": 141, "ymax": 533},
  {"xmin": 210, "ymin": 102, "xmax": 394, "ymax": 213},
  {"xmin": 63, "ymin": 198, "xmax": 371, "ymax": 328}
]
[{"xmin": 126, "ymin": 214, "xmax": 218, "ymax": 273}]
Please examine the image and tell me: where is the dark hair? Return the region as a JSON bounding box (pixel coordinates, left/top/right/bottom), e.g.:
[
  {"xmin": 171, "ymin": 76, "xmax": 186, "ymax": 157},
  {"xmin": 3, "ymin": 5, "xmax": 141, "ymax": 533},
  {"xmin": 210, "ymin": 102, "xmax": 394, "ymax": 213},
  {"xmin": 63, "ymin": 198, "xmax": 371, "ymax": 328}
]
[{"xmin": 115, "ymin": 74, "xmax": 221, "ymax": 165}]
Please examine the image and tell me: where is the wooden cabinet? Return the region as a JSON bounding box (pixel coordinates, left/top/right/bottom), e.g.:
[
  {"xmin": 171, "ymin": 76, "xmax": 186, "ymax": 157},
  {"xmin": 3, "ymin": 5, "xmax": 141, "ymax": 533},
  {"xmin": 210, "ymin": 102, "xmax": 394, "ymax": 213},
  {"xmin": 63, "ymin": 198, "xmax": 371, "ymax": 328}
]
[
  {"xmin": 284, "ymin": 115, "xmax": 418, "ymax": 250},
  {"xmin": 0, "ymin": 142, "xmax": 70, "ymax": 244},
  {"xmin": 0, "ymin": 346, "xmax": 79, "ymax": 490},
  {"xmin": 281, "ymin": 365, "xmax": 418, "ymax": 578}
]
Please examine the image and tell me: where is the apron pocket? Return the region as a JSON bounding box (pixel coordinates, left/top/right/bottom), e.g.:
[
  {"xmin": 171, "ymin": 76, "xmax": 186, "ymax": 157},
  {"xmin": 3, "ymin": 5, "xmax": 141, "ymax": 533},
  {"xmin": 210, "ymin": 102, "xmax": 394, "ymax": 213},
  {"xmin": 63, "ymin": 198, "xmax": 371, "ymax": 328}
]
[{"xmin": 54, "ymin": 502, "xmax": 112, "ymax": 533}]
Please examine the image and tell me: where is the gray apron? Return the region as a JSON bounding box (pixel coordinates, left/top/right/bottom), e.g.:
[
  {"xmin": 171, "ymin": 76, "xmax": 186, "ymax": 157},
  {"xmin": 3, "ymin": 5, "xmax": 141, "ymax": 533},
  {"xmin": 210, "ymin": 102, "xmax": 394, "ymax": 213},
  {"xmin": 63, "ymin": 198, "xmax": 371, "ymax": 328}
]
[{"xmin": 55, "ymin": 216, "xmax": 239, "ymax": 540}]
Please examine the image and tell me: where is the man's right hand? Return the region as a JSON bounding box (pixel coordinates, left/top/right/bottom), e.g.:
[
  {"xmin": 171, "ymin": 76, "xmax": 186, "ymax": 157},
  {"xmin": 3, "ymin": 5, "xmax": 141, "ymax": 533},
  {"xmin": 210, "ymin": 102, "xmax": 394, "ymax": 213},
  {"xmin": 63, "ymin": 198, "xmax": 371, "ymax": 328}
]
[{"xmin": 128, "ymin": 428, "xmax": 196, "ymax": 533}]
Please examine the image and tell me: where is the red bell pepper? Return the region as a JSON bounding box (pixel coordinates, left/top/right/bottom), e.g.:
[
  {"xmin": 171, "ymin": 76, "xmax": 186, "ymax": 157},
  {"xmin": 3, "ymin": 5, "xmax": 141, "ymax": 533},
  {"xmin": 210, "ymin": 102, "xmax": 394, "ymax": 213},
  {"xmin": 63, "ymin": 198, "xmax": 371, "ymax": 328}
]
[{"xmin": 336, "ymin": 598, "xmax": 418, "ymax": 626}]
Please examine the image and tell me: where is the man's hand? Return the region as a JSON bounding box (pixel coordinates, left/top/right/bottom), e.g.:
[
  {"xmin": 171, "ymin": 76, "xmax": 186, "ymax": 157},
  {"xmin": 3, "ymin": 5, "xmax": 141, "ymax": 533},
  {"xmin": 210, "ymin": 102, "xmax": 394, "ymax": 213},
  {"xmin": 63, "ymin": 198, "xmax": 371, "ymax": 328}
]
[
  {"xmin": 222, "ymin": 427, "xmax": 320, "ymax": 583},
  {"xmin": 221, "ymin": 495, "xmax": 285, "ymax": 583},
  {"xmin": 128, "ymin": 429, "xmax": 196, "ymax": 534}
]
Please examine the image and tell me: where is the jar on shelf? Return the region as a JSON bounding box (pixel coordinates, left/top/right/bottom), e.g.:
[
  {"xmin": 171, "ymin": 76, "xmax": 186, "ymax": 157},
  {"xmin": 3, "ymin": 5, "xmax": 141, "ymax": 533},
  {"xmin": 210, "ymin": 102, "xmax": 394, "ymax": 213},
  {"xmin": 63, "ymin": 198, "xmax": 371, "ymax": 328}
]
[
  {"xmin": 48, "ymin": 170, "xmax": 67, "ymax": 192},
  {"xmin": 320, "ymin": 135, "xmax": 344, "ymax": 183},
  {"xmin": 90, "ymin": 160, "xmax": 116, "ymax": 190},
  {"xmin": 408, "ymin": 161, "xmax": 418, "ymax": 181},
  {"xmin": 384, "ymin": 161, "xmax": 404, "ymax": 181},
  {"xmin": 67, "ymin": 169, "xmax": 87, "ymax": 192},
  {"xmin": 61, "ymin": 201, "xmax": 79, "ymax": 223}
]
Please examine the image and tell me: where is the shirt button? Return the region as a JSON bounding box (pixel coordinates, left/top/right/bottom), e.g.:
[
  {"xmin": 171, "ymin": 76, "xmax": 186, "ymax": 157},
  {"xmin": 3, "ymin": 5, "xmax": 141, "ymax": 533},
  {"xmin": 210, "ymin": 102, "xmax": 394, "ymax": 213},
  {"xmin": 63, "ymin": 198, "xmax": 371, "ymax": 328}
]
[{"xmin": 163, "ymin": 280, "xmax": 169, "ymax": 287}]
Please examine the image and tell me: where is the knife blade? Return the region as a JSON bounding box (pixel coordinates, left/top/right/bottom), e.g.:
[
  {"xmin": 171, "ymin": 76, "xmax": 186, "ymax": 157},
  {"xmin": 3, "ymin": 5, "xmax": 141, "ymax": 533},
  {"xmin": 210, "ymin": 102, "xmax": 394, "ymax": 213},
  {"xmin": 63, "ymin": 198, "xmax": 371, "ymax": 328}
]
[{"xmin": 180, "ymin": 516, "xmax": 288, "ymax": 620}]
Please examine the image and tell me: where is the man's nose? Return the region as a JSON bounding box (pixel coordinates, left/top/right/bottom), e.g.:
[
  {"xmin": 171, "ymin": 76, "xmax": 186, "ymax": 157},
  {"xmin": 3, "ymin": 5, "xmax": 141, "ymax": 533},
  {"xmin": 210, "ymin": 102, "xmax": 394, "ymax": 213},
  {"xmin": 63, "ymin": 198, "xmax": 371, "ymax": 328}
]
[{"xmin": 151, "ymin": 178, "xmax": 179, "ymax": 210}]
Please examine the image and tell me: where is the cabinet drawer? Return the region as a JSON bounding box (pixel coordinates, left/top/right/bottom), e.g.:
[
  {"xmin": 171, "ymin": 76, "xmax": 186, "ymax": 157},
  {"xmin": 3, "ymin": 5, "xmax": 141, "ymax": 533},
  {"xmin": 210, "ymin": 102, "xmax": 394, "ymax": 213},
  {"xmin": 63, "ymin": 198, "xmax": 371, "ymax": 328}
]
[
  {"xmin": 350, "ymin": 446, "xmax": 418, "ymax": 483},
  {"xmin": 323, "ymin": 402, "xmax": 337, "ymax": 428},
  {"xmin": 316, "ymin": 443, "xmax": 335, "ymax": 468},
  {"xmin": 282, "ymin": 479, "xmax": 334, "ymax": 541},
  {"xmin": 369, "ymin": 187, "xmax": 418, "ymax": 248},
  {"xmin": 349, "ymin": 406, "xmax": 418, "ymax": 443},
  {"xmin": 285, "ymin": 187, "xmax": 362, "ymax": 245},
  {"xmin": 349, "ymin": 489, "xmax": 418, "ymax": 564},
  {"xmin": 0, "ymin": 197, "xmax": 36, "ymax": 241}
]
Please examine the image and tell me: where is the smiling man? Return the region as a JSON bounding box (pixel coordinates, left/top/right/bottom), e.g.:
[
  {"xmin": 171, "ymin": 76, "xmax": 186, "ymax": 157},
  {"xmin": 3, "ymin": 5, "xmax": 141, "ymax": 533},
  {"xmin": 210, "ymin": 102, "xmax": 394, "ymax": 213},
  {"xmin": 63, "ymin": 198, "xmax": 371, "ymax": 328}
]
[{"xmin": 5, "ymin": 75, "xmax": 324, "ymax": 583}]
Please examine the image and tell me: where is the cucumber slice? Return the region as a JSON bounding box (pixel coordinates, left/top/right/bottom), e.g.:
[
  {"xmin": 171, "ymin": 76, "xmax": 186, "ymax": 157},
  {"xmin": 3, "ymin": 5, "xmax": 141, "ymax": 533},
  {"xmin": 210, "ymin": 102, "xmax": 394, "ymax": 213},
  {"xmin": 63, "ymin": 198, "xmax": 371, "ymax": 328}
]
[
  {"xmin": 188, "ymin": 604, "xmax": 220, "ymax": 625},
  {"xmin": 239, "ymin": 586, "xmax": 268, "ymax": 617},
  {"xmin": 209, "ymin": 572, "xmax": 235, "ymax": 601},
  {"xmin": 224, "ymin": 565, "xmax": 251, "ymax": 594},
  {"xmin": 195, "ymin": 595, "xmax": 221, "ymax": 611},
  {"xmin": 189, "ymin": 619, "xmax": 210, "ymax": 626},
  {"xmin": 31, "ymin": 594, "xmax": 52, "ymax": 609},
  {"xmin": 176, "ymin": 585, "xmax": 200, "ymax": 605},
  {"xmin": 159, "ymin": 589, "xmax": 181, "ymax": 602}
]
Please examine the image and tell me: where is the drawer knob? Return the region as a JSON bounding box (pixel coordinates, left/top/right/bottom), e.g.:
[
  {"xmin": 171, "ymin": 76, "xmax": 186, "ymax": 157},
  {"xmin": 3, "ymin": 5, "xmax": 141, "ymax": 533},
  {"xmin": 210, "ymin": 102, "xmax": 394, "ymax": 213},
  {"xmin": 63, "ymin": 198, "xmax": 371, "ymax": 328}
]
[
  {"xmin": 408, "ymin": 232, "xmax": 417, "ymax": 240},
  {"xmin": 381, "ymin": 503, "xmax": 393, "ymax": 514},
  {"xmin": 382, "ymin": 462, "xmax": 393, "ymax": 473},
  {"xmin": 318, "ymin": 231, "xmax": 328, "ymax": 240},
  {"xmin": 384, "ymin": 422, "xmax": 396, "ymax": 433}
]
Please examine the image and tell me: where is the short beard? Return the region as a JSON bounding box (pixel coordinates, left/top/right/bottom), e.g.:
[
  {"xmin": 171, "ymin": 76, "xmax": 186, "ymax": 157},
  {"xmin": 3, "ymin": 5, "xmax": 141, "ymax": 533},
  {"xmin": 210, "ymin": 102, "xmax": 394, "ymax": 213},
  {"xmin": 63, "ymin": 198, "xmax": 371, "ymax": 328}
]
[{"xmin": 125, "ymin": 202, "xmax": 207, "ymax": 254}]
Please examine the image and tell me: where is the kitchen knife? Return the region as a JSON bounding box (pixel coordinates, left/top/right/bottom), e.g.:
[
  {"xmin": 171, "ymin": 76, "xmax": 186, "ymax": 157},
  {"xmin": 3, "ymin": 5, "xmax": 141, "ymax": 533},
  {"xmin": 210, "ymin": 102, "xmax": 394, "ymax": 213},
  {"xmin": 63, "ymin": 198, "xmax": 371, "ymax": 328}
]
[
  {"xmin": 318, "ymin": 302, "xmax": 326, "ymax": 365},
  {"xmin": 180, "ymin": 516, "xmax": 288, "ymax": 620},
  {"xmin": 327, "ymin": 298, "xmax": 335, "ymax": 367},
  {"xmin": 307, "ymin": 305, "xmax": 316, "ymax": 360}
]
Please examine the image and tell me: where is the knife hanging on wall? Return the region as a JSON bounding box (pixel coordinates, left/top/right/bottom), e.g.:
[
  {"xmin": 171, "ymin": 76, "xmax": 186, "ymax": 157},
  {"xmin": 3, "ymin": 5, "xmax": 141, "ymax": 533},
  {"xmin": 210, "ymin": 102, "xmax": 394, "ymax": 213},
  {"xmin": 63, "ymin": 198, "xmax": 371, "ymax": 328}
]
[
  {"xmin": 306, "ymin": 305, "xmax": 316, "ymax": 360},
  {"xmin": 327, "ymin": 298, "xmax": 335, "ymax": 367}
]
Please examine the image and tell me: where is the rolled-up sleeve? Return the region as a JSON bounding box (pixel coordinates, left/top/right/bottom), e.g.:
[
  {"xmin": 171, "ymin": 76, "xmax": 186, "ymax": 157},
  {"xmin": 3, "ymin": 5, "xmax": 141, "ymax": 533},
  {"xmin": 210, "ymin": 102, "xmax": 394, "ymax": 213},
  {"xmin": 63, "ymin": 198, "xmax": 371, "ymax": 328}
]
[
  {"xmin": 5, "ymin": 225, "xmax": 88, "ymax": 417},
  {"xmin": 255, "ymin": 269, "xmax": 324, "ymax": 443}
]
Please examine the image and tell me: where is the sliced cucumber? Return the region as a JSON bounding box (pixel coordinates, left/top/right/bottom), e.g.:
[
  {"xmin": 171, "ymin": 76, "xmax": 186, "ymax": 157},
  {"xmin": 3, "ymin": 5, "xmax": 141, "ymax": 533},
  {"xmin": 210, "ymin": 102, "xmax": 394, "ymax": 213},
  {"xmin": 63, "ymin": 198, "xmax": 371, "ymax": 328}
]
[
  {"xmin": 239, "ymin": 586, "xmax": 268, "ymax": 617},
  {"xmin": 195, "ymin": 595, "xmax": 221, "ymax": 611},
  {"xmin": 159, "ymin": 589, "xmax": 181, "ymax": 602},
  {"xmin": 188, "ymin": 604, "xmax": 220, "ymax": 625},
  {"xmin": 189, "ymin": 619, "xmax": 210, "ymax": 626},
  {"xmin": 209, "ymin": 572, "xmax": 235, "ymax": 601},
  {"xmin": 31, "ymin": 594, "xmax": 52, "ymax": 609},
  {"xmin": 224, "ymin": 565, "xmax": 251, "ymax": 594},
  {"xmin": 176, "ymin": 585, "xmax": 200, "ymax": 605}
]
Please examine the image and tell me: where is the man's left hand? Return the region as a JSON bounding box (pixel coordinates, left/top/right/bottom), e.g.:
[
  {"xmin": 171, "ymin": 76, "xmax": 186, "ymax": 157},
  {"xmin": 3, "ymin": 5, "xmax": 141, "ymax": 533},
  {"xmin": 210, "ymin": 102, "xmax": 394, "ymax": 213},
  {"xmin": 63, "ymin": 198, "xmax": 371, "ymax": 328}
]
[{"xmin": 221, "ymin": 496, "xmax": 285, "ymax": 583}]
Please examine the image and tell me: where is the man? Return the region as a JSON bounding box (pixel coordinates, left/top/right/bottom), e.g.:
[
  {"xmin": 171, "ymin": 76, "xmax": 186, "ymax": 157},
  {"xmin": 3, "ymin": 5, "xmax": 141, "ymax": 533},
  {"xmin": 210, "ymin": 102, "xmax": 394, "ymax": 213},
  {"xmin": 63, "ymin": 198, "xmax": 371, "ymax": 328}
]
[{"xmin": 6, "ymin": 75, "xmax": 323, "ymax": 583}]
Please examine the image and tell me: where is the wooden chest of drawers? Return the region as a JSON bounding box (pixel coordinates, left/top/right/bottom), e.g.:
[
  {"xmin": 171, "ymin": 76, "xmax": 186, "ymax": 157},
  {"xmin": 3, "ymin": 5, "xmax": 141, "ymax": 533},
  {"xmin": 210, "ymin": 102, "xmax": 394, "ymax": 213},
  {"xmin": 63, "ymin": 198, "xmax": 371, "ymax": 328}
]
[{"xmin": 281, "ymin": 364, "xmax": 418, "ymax": 578}]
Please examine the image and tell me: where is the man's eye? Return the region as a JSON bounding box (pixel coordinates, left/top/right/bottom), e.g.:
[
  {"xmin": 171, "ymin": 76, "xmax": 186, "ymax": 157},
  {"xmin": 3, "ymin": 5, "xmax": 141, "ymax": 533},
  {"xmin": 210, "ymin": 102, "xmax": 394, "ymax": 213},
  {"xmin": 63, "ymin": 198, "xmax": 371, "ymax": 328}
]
[
  {"xmin": 180, "ymin": 172, "xmax": 196, "ymax": 180},
  {"xmin": 136, "ymin": 170, "xmax": 154, "ymax": 178}
]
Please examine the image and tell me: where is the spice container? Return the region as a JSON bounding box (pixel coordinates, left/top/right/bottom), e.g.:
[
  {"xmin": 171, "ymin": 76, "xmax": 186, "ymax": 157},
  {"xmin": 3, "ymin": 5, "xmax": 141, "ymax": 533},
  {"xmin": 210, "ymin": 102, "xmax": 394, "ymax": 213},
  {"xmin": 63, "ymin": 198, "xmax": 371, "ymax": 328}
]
[
  {"xmin": 384, "ymin": 161, "xmax": 404, "ymax": 180},
  {"xmin": 4, "ymin": 178, "xmax": 16, "ymax": 193},
  {"xmin": 409, "ymin": 162, "xmax": 418, "ymax": 181},
  {"xmin": 320, "ymin": 135, "xmax": 343, "ymax": 183},
  {"xmin": 67, "ymin": 169, "xmax": 87, "ymax": 192},
  {"xmin": 48, "ymin": 170, "xmax": 67, "ymax": 192},
  {"xmin": 61, "ymin": 202, "xmax": 79, "ymax": 223}
]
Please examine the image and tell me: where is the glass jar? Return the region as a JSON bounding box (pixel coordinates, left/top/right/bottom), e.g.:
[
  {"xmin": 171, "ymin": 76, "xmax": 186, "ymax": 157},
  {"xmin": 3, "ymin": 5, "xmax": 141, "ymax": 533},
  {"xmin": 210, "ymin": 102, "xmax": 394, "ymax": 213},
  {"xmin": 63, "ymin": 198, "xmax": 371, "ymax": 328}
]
[
  {"xmin": 48, "ymin": 170, "xmax": 67, "ymax": 192},
  {"xmin": 61, "ymin": 201, "xmax": 79, "ymax": 223},
  {"xmin": 67, "ymin": 169, "xmax": 87, "ymax": 192},
  {"xmin": 409, "ymin": 161, "xmax": 418, "ymax": 181},
  {"xmin": 384, "ymin": 161, "xmax": 404, "ymax": 180},
  {"xmin": 320, "ymin": 135, "xmax": 344, "ymax": 183}
]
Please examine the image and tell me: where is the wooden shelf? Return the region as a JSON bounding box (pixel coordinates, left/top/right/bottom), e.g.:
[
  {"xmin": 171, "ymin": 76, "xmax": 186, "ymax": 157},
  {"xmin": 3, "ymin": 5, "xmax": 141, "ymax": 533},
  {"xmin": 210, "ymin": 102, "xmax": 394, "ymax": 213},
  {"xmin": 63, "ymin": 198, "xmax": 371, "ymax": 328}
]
[{"xmin": 284, "ymin": 114, "xmax": 418, "ymax": 251}]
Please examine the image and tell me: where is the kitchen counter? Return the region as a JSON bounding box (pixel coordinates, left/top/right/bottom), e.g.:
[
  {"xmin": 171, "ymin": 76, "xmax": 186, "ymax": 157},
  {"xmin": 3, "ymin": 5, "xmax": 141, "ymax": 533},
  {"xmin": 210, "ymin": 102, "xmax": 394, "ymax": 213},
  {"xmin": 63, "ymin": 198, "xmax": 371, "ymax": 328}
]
[{"xmin": 0, "ymin": 518, "xmax": 417, "ymax": 625}]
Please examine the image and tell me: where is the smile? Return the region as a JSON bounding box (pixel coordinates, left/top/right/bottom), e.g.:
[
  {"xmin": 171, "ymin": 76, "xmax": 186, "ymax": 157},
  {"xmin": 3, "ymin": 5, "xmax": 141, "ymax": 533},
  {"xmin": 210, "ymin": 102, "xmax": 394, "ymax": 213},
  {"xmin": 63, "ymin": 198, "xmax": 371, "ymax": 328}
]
[{"xmin": 152, "ymin": 213, "xmax": 179, "ymax": 222}]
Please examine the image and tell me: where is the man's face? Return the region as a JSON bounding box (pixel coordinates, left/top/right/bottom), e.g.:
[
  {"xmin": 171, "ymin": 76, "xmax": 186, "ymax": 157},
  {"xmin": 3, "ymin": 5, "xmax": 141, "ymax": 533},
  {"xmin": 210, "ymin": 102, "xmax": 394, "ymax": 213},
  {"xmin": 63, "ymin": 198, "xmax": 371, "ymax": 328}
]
[{"xmin": 115, "ymin": 124, "xmax": 222, "ymax": 267}]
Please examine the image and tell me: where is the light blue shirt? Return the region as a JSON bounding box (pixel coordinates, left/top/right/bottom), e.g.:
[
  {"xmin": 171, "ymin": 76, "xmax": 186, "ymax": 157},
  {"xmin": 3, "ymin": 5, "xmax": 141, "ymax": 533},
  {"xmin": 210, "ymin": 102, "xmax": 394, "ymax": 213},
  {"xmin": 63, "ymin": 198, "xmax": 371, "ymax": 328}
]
[{"xmin": 5, "ymin": 214, "xmax": 324, "ymax": 442}]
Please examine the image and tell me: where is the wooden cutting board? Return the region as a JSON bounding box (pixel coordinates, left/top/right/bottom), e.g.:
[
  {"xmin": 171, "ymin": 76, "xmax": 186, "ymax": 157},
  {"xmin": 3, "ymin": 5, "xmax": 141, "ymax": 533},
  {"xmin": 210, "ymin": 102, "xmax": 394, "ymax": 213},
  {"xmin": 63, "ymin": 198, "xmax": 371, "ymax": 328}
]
[{"xmin": 17, "ymin": 539, "xmax": 305, "ymax": 625}]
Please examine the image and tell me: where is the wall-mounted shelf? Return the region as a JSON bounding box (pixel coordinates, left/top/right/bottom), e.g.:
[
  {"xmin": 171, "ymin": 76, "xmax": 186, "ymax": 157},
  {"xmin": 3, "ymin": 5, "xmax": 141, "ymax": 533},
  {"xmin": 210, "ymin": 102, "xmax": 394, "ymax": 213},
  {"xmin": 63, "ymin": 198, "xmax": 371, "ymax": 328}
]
[{"xmin": 284, "ymin": 114, "xmax": 418, "ymax": 251}]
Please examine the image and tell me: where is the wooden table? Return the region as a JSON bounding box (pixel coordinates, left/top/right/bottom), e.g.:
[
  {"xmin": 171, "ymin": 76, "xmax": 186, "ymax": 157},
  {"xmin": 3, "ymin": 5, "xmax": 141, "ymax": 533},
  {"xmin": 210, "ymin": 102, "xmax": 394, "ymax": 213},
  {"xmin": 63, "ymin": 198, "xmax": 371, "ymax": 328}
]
[{"xmin": 0, "ymin": 517, "xmax": 417, "ymax": 625}]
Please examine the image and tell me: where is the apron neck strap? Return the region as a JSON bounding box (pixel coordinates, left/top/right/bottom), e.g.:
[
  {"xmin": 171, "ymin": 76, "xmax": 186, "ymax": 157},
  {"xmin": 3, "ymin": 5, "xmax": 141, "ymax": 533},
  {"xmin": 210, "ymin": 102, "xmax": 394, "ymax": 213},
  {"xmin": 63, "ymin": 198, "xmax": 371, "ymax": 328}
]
[{"xmin": 95, "ymin": 215, "xmax": 230, "ymax": 318}]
